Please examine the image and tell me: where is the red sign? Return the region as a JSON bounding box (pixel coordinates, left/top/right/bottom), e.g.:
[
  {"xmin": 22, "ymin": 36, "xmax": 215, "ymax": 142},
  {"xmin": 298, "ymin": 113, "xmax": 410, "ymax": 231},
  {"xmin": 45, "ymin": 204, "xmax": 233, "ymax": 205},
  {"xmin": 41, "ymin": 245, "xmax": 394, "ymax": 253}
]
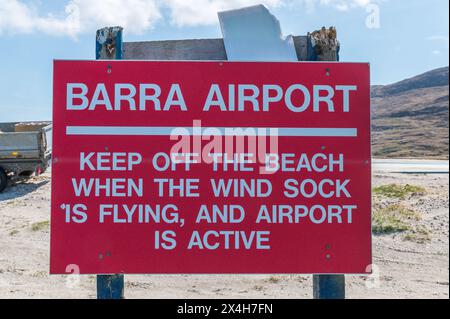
[{"xmin": 51, "ymin": 60, "xmax": 371, "ymax": 274}]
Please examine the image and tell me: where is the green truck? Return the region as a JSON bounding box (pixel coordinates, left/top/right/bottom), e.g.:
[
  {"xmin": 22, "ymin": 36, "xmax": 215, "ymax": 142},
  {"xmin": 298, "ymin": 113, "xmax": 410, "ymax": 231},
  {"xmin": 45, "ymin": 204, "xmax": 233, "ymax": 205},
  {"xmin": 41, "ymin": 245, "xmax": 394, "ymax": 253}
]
[{"xmin": 0, "ymin": 122, "xmax": 52, "ymax": 192}]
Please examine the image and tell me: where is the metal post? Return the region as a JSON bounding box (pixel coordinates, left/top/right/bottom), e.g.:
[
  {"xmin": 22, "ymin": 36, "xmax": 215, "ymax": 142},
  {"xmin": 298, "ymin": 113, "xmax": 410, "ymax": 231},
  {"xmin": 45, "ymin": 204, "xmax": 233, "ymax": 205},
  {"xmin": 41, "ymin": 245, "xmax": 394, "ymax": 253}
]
[
  {"xmin": 95, "ymin": 26, "xmax": 124, "ymax": 299},
  {"xmin": 308, "ymin": 26, "xmax": 345, "ymax": 299}
]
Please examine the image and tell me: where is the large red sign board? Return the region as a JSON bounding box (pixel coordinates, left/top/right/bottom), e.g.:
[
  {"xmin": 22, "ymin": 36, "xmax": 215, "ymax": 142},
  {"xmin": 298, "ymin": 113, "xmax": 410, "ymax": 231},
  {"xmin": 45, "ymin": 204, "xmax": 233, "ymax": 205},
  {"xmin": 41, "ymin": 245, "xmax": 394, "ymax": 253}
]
[{"xmin": 51, "ymin": 60, "xmax": 371, "ymax": 274}]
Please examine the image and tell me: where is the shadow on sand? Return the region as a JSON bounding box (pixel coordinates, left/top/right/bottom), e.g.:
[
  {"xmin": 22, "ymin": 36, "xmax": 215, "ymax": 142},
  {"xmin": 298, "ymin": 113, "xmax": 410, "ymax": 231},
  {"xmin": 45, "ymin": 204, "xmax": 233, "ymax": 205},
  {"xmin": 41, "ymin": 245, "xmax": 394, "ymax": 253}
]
[{"xmin": 0, "ymin": 179, "xmax": 49, "ymax": 202}]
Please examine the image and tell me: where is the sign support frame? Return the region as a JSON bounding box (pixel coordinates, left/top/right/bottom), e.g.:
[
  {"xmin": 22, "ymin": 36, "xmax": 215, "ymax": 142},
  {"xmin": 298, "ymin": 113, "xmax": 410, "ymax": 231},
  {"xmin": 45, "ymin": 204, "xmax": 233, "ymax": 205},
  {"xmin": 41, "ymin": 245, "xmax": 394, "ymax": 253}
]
[
  {"xmin": 95, "ymin": 26, "xmax": 125, "ymax": 300},
  {"xmin": 310, "ymin": 28, "xmax": 345, "ymax": 299},
  {"xmin": 89, "ymin": 24, "xmax": 349, "ymax": 300}
]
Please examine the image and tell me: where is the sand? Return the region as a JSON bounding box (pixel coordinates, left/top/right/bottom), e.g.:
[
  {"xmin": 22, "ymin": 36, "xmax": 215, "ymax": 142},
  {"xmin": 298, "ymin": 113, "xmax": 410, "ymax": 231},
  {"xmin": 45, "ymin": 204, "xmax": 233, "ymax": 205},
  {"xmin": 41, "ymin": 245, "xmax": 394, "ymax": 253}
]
[{"xmin": 0, "ymin": 170, "xmax": 448, "ymax": 299}]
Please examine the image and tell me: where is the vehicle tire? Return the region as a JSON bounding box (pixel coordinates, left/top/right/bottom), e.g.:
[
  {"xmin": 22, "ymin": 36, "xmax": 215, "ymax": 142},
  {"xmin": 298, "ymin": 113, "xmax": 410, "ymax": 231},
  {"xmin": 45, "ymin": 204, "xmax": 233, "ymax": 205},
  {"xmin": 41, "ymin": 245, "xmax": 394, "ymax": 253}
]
[{"xmin": 0, "ymin": 168, "xmax": 7, "ymax": 193}]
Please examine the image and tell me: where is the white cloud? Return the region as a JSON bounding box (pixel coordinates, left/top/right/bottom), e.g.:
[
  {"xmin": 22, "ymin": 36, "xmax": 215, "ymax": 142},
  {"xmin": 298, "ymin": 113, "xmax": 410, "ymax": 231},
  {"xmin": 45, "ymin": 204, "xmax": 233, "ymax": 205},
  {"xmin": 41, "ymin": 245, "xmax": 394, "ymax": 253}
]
[
  {"xmin": 0, "ymin": 0, "xmax": 377, "ymax": 37},
  {"xmin": 317, "ymin": 0, "xmax": 373, "ymax": 11},
  {"xmin": 0, "ymin": 0, "xmax": 161, "ymax": 38},
  {"xmin": 162, "ymin": 0, "xmax": 282, "ymax": 27},
  {"xmin": 0, "ymin": 1, "xmax": 80, "ymax": 36},
  {"xmin": 69, "ymin": 0, "xmax": 161, "ymax": 34}
]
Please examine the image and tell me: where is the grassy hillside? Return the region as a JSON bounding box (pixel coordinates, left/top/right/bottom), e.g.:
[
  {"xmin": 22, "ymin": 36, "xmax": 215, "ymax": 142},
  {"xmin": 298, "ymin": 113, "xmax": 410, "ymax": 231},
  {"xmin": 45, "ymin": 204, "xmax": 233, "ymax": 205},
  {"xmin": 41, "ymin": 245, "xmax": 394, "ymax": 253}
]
[{"xmin": 371, "ymin": 67, "xmax": 449, "ymax": 159}]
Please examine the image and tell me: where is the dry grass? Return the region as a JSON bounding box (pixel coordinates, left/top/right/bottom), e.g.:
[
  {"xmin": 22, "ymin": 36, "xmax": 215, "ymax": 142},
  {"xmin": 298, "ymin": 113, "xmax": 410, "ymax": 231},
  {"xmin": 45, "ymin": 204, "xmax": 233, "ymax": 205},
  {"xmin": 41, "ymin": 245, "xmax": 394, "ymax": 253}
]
[
  {"xmin": 372, "ymin": 185, "xmax": 432, "ymax": 243},
  {"xmin": 403, "ymin": 227, "xmax": 432, "ymax": 243},
  {"xmin": 373, "ymin": 184, "xmax": 426, "ymax": 199},
  {"xmin": 372, "ymin": 204, "xmax": 421, "ymax": 234},
  {"xmin": 9, "ymin": 229, "xmax": 19, "ymax": 236},
  {"xmin": 268, "ymin": 276, "xmax": 281, "ymax": 284},
  {"xmin": 30, "ymin": 220, "xmax": 49, "ymax": 232}
]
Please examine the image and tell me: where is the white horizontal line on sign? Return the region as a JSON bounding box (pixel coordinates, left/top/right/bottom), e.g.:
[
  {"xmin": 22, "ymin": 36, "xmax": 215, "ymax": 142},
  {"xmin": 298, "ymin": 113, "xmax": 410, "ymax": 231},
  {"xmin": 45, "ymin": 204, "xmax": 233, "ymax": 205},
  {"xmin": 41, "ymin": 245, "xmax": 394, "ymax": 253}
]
[{"xmin": 65, "ymin": 126, "xmax": 358, "ymax": 137}]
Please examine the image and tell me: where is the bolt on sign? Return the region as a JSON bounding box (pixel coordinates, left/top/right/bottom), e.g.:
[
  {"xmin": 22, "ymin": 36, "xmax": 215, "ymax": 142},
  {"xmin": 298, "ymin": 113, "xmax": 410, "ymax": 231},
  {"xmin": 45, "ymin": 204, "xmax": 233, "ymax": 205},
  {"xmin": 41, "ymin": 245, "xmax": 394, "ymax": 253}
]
[{"xmin": 51, "ymin": 61, "xmax": 371, "ymax": 274}]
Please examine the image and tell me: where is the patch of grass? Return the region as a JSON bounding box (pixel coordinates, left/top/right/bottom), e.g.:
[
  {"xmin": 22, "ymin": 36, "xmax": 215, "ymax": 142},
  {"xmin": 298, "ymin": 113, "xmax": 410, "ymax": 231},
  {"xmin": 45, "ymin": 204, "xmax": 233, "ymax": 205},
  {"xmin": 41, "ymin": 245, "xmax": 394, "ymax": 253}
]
[
  {"xmin": 9, "ymin": 229, "xmax": 19, "ymax": 236},
  {"xmin": 268, "ymin": 276, "xmax": 281, "ymax": 284},
  {"xmin": 372, "ymin": 204, "xmax": 420, "ymax": 234},
  {"xmin": 373, "ymin": 184, "xmax": 426, "ymax": 199},
  {"xmin": 403, "ymin": 227, "xmax": 432, "ymax": 244},
  {"xmin": 31, "ymin": 271, "xmax": 48, "ymax": 278},
  {"xmin": 31, "ymin": 220, "xmax": 50, "ymax": 232}
]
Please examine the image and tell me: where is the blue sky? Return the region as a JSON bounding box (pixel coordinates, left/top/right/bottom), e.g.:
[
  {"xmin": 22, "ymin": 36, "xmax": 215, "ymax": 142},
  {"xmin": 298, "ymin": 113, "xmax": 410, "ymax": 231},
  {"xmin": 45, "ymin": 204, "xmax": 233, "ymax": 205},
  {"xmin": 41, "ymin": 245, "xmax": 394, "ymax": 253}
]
[{"xmin": 0, "ymin": 0, "xmax": 448, "ymax": 122}]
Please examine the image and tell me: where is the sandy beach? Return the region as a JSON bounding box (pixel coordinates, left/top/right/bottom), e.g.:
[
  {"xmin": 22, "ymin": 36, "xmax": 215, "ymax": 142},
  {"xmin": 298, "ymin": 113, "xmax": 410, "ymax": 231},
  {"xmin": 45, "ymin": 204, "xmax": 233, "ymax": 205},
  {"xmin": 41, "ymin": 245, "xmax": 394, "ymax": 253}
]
[{"xmin": 0, "ymin": 168, "xmax": 448, "ymax": 299}]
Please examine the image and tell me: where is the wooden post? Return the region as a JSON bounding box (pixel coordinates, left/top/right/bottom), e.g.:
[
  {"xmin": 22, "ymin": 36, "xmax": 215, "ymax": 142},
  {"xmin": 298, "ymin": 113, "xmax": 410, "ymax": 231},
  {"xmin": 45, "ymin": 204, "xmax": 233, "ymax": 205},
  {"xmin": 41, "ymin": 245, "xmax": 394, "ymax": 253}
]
[
  {"xmin": 307, "ymin": 27, "xmax": 340, "ymax": 61},
  {"xmin": 97, "ymin": 274, "xmax": 124, "ymax": 299},
  {"xmin": 95, "ymin": 26, "xmax": 124, "ymax": 300},
  {"xmin": 313, "ymin": 274, "xmax": 345, "ymax": 299},
  {"xmin": 308, "ymin": 26, "xmax": 345, "ymax": 300},
  {"xmin": 91, "ymin": 23, "xmax": 343, "ymax": 300},
  {"xmin": 96, "ymin": 26, "xmax": 123, "ymax": 60}
]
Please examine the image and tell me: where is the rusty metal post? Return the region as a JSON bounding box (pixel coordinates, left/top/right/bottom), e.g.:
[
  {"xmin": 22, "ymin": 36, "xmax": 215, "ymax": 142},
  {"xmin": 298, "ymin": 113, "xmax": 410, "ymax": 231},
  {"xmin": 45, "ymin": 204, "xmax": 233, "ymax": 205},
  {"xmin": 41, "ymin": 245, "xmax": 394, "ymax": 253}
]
[
  {"xmin": 309, "ymin": 26, "xmax": 345, "ymax": 299},
  {"xmin": 95, "ymin": 26, "xmax": 124, "ymax": 299}
]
